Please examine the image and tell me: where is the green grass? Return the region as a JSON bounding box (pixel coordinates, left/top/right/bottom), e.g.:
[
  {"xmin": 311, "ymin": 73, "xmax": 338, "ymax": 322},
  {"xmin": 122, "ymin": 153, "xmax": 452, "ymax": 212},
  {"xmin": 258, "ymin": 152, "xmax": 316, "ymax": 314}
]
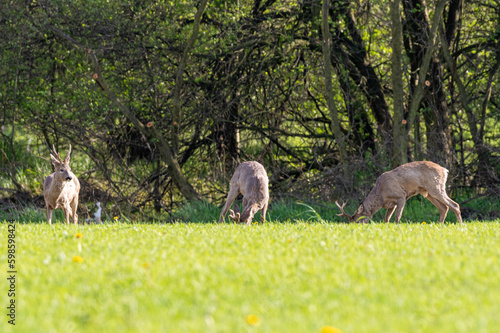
[{"xmin": 1, "ymin": 220, "xmax": 499, "ymax": 332}]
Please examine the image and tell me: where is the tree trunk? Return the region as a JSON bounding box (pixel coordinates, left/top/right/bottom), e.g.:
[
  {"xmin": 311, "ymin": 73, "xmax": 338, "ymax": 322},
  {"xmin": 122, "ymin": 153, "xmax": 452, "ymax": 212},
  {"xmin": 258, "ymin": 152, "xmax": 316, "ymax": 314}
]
[
  {"xmin": 403, "ymin": 0, "xmax": 448, "ymax": 164},
  {"xmin": 439, "ymin": 21, "xmax": 500, "ymax": 187},
  {"xmin": 322, "ymin": 0, "xmax": 349, "ymax": 178},
  {"xmin": 172, "ymin": 0, "xmax": 209, "ymax": 156},
  {"xmin": 391, "ymin": 0, "xmax": 407, "ymax": 168}
]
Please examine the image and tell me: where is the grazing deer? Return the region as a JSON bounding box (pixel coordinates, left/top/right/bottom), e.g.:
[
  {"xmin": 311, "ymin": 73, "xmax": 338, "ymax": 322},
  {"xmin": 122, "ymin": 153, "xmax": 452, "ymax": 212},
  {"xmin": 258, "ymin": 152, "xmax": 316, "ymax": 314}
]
[
  {"xmin": 43, "ymin": 145, "xmax": 80, "ymax": 225},
  {"xmin": 336, "ymin": 161, "xmax": 462, "ymax": 224},
  {"xmin": 219, "ymin": 161, "xmax": 269, "ymax": 225}
]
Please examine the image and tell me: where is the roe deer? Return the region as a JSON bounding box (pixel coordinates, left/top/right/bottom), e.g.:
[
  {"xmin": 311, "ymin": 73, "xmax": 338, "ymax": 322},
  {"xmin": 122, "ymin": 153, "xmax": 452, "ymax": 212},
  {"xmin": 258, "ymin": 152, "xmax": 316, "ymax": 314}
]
[
  {"xmin": 219, "ymin": 161, "xmax": 269, "ymax": 225},
  {"xmin": 43, "ymin": 145, "xmax": 80, "ymax": 225},
  {"xmin": 336, "ymin": 161, "xmax": 462, "ymax": 224}
]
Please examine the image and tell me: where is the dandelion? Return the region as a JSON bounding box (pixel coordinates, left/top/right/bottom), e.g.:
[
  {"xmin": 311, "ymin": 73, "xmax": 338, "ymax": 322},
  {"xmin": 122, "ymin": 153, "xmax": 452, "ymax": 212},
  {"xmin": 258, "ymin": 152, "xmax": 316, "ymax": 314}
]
[
  {"xmin": 114, "ymin": 216, "xmax": 119, "ymax": 221},
  {"xmin": 422, "ymin": 222, "xmax": 427, "ymax": 225},
  {"xmin": 142, "ymin": 263, "xmax": 150, "ymax": 269},
  {"xmin": 245, "ymin": 315, "xmax": 260, "ymax": 326},
  {"xmin": 73, "ymin": 256, "xmax": 84, "ymax": 263},
  {"xmin": 75, "ymin": 232, "xmax": 83, "ymax": 239},
  {"xmin": 321, "ymin": 326, "xmax": 343, "ymax": 333}
]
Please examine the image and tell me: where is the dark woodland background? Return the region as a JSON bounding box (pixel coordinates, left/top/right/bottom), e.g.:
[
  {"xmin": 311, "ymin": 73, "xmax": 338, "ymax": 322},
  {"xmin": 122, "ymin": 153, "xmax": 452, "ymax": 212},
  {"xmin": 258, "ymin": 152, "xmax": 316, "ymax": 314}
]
[{"xmin": 1, "ymin": 0, "xmax": 499, "ymax": 219}]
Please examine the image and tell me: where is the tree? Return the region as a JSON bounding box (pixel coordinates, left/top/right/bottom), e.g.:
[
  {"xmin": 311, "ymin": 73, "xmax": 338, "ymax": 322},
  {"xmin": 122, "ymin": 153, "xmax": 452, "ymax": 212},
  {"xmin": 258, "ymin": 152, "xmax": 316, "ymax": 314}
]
[
  {"xmin": 322, "ymin": 0, "xmax": 349, "ymax": 181},
  {"xmin": 391, "ymin": 0, "xmax": 406, "ymax": 168}
]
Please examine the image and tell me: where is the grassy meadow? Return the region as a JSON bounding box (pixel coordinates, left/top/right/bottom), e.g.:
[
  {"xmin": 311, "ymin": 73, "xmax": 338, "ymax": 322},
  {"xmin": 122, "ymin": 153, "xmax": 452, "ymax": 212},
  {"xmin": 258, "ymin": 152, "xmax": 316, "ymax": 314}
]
[{"xmin": 1, "ymin": 218, "xmax": 499, "ymax": 333}]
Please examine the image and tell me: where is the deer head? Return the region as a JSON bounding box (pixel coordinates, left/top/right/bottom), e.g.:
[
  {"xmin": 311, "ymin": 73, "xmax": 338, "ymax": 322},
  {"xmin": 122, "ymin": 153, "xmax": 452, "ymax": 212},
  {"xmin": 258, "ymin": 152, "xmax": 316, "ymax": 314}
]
[
  {"xmin": 335, "ymin": 201, "xmax": 370, "ymax": 223},
  {"xmin": 50, "ymin": 144, "xmax": 73, "ymax": 183}
]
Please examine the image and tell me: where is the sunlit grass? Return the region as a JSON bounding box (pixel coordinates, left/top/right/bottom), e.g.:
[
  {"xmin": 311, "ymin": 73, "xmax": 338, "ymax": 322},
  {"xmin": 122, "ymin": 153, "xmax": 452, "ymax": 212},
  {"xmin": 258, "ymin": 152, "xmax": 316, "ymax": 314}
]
[{"xmin": 0, "ymin": 221, "xmax": 499, "ymax": 332}]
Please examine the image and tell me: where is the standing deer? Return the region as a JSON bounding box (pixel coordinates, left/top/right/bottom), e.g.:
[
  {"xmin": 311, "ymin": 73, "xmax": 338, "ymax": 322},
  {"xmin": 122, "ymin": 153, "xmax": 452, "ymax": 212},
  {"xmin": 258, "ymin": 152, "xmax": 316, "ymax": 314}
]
[
  {"xmin": 43, "ymin": 145, "xmax": 80, "ymax": 225},
  {"xmin": 219, "ymin": 161, "xmax": 269, "ymax": 225},
  {"xmin": 336, "ymin": 161, "xmax": 462, "ymax": 224}
]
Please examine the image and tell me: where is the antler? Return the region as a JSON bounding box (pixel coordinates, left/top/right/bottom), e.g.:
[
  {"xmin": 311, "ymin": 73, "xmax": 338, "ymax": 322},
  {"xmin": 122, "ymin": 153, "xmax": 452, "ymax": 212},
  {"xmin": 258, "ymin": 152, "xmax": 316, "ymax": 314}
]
[
  {"xmin": 335, "ymin": 201, "xmax": 352, "ymax": 220},
  {"xmin": 228, "ymin": 205, "xmax": 241, "ymax": 223},
  {"xmin": 51, "ymin": 144, "xmax": 63, "ymax": 162},
  {"xmin": 228, "ymin": 209, "xmax": 241, "ymax": 223},
  {"xmin": 64, "ymin": 144, "xmax": 72, "ymax": 163}
]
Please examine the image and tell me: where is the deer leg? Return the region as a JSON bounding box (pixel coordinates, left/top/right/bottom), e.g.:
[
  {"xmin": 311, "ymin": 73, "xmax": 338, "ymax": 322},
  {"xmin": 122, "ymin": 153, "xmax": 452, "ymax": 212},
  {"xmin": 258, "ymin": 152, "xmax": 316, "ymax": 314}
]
[
  {"xmin": 63, "ymin": 205, "xmax": 72, "ymax": 225},
  {"xmin": 46, "ymin": 206, "xmax": 53, "ymax": 225},
  {"xmin": 71, "ymin": 197, "xmax": 79, "ymax": 225},
  {"xmin": 426, "ymin": 194, "xmax": 449, "ymax": 223},
  {"xmin": 441, "ymin": 196, "xmax": 462, "ymax": 223},
  {"xmin": 218, "ymin": 186, "xmax": 240, "ymax": 223},
  {"xmin": 385, "ymin": 206, "xmax": 396, "ymax": 222},
  {"xmin": 260, "ymin": 201, "xmax": 268, "ymax": 224},
  {"xmin": 428, "ymin": 189, "xmax": 463, "ymax": 223},
  {"xmin": 394, "ymin": 199, "xmax": 406, "ymax": 223}
]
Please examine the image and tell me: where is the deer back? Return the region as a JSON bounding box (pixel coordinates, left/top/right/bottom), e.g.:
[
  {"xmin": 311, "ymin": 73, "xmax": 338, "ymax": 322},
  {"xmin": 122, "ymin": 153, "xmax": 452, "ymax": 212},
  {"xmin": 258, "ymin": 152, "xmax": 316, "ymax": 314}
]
[
  {"xmin": 376, "ymin": 161, "xmax": 449, "ymax": 199},
  {"xmin": 230, "ymin": 161, "xmax": 269, "ymax": 203}
]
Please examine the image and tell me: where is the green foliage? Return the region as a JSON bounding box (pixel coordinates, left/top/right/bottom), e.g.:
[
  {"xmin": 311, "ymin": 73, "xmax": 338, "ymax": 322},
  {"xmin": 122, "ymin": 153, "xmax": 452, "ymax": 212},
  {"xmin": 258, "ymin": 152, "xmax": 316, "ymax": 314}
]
[
  {"xmin": 1, "ymin": 221, "xmax": 499, "ymax": 332},
  {"xmin": 173, "ymin": 196, "xmax": 500, "ymax": 224},
  {"xmin": 1, "ymin": 0, "xmax": 499, "ymax": 212},
  {"xmin": 0, "ymin": 133, "xmax": 50, "ymax": 197},
  {"xmin": 4, "ymin": 194, "xmax": 500, "ymax": 224},
  {"xmin": 167, "ymin": 200, "xmax": 221, "ymax": 223},
  {"xmin": 1, "ymin": 206, "xmax": 46, "ymax": 222}
]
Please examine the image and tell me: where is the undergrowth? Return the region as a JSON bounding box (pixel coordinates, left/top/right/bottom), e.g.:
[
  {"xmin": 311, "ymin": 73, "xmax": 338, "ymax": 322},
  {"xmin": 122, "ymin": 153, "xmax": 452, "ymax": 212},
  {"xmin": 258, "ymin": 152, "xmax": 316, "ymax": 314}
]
[{"xmin": 2, "ymin": 195, "xmax": 499, "ymax": 224}]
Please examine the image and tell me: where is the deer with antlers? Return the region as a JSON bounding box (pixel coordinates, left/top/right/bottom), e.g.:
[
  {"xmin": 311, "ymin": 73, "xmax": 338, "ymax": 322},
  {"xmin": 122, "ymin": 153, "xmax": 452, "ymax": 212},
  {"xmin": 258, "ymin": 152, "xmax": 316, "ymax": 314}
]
[
  {"xmin": 336, "ymin": 161, "xmax": 463, "ymax": 224},
  {"xmin": 43, "ymin": 145, "xmax": 80, "ymax": 225}
]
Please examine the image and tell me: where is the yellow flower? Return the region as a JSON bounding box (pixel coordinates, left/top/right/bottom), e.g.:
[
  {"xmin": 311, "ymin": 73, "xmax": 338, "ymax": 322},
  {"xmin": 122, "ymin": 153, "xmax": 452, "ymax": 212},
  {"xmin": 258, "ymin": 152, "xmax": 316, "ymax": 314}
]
[
  {"xmin": 422, "ymin": 222, "xmax": 427, "ymax": 225},
  {"xmin": 75, "ymin": 232, "xmax": 83, "ymax": 239},
  {"xmin": 245, "ymin": 315, "xmax": 260, "ymax": 326},
  {"xmin": 142, "ymin": 263, "xmax": 150, "ymax": 269},
  {"xmin": 321, "ymin": 326, "xmax": 343, "ymax": 333},
  {"xmin": 73, "ymin": 256, "xmax": 84, "ymax": 263},
  {"xmin": 114, "ymin": 216, "xmax": 118, "ymax": 220}
]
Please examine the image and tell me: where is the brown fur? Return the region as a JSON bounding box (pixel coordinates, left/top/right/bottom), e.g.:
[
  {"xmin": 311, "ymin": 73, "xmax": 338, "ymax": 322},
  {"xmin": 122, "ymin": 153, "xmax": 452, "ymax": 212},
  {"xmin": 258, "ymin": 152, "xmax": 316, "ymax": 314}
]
[
  {"xmin": 219, "ymin": 161, "xmax": 269, "ymax": 225},
  {"xmin": 336, "ymin": 161, "xmax": 462, "ymax": 223},
  {"xmin": 43, "ymin": 145, "xmax": 80, "ymax": 224}
]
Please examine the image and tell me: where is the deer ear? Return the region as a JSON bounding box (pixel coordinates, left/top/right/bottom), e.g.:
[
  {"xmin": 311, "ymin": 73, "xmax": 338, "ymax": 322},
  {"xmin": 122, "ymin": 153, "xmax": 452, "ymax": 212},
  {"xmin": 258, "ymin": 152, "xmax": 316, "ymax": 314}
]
[{"xmin": 355, "ymin": 204, "xmax": 364, "ymax": 215}]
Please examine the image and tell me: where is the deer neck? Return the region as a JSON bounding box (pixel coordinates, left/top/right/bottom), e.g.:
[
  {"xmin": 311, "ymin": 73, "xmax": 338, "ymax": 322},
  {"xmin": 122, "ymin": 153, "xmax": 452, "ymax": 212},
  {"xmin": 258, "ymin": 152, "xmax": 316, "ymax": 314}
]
[
  {"xmin": 362, "ymin": 189, "xmax": 384, "ymax": 217},
  {"xmin": 52, "ymin": 178, "xmax": 70, "ymax": 191},
  {"xmin": 240, "ymin": 204, "xmax": 259, "ymax": 224}
]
